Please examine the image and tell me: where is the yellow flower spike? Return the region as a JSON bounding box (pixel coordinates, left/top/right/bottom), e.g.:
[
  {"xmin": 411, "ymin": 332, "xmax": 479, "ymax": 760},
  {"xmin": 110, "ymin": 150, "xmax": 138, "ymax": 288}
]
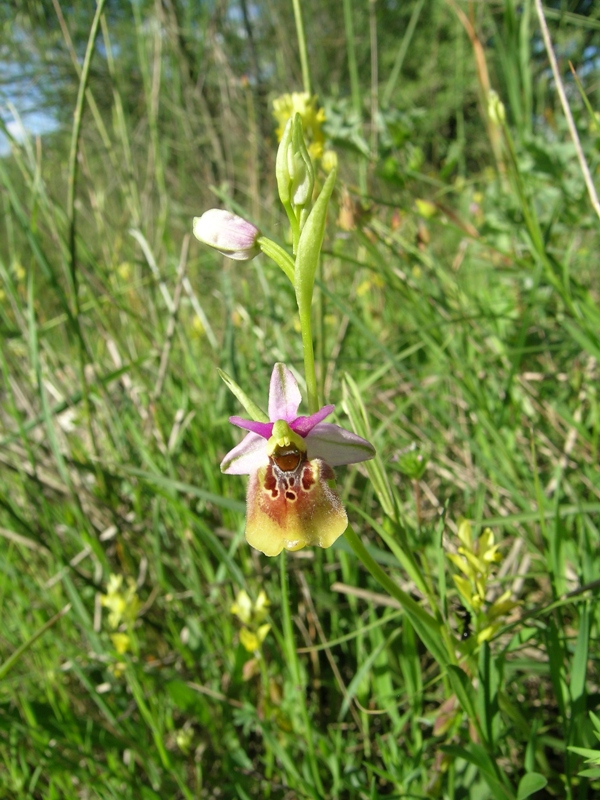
[
  {"xmin": 101, "ymin": 574, "xmax": 127, "ymax": 629},
  {"xmin": 457, "ymin": 519, "xmax": 473, "ymax": 550},
  {"xmin": 479, "ymin": 527, "xmax": 502, "ymax": 564},
  {"xmin": 447, "ymin": 552, "xmax": 476, "ymax": 580},
  {"xmin": 461, "ymin": 549, "xmax": 487, "ymax": 575},
  {"xmin": 488, "ymin": 590, "xmax": 519, "ymax": 619},
  {"xmin": 231, "ymin": 590, "xmax": 253, "ymax": 625},
  {"xmin": 452, "ymin": 575, "xmax": 474, "ymax": 607},
  {"xmin": 475, "ymin": 577, "xmax": 486, "ymax": 601}
]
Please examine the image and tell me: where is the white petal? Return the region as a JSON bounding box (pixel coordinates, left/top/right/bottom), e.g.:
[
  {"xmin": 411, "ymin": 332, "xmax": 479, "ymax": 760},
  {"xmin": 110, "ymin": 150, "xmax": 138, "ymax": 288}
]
[
  {"xmin": 305, "ymin": 423, "xmax": 376, "ymax": 467},
  {"xmin": 221, "ymin": 432, "xmax": 269, "ymax": 475},
  {"xmin": 268, "ymin": 363, "xmax": 302, "ymax": 422}
]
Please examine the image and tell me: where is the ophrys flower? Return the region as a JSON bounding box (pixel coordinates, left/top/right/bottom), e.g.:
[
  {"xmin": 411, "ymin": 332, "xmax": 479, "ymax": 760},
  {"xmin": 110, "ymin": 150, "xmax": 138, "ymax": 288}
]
[{"xmin": 221, "ymin": 363, "xmax": 375, "ymax": 556}]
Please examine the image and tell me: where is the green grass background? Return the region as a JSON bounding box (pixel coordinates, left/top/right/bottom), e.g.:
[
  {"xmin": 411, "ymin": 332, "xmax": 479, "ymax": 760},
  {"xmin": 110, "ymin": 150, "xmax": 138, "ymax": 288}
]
[{"xmin": 0, "ymin": 0, "xmax": 599, "ymax": 797}]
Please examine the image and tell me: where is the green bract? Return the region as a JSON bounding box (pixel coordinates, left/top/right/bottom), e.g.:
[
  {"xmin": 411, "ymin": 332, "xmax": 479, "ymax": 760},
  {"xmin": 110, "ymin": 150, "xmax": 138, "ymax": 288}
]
[{"xmin": 294, "ymin": 166, "xmax": 337, "ymax": 318}]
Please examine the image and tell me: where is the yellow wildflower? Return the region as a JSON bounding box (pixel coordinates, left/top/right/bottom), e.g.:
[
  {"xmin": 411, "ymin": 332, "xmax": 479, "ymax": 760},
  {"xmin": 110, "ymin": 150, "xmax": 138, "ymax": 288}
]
[
  {"xmin": 231, "ymin": 589, "xmax": 271, "ymax": 653},
  {"xmin": 231, "ymin": 589, "xmax": 253, "ymax": 625},
  {"xmin": 110, "ymin": 632, "xmax": 131, "ymax": 655},
  {"xmin": 447, "ymin": 520, "xmax": 518, "ymax": 646},
  {"xmin": 272, "ymin": 92, "xmax": 326, "ymax": 161},
  {"xmin": 101, "ymin": 574, "xmax": 141, "ymax": 629},
  {"xmin": 239, "ymin": 623, "xmax": 271, "ymax": 654}
]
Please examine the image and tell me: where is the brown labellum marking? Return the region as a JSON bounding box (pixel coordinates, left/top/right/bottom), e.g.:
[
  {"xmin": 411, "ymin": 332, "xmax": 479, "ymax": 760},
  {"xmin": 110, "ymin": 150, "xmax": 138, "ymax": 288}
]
[
  {"xmin": 264, "ymin": 465, "xmax": 279, "ymax": 498},
  {"xmin": 301, "ymin": 464, "xmax": 315, "ymax": 491},
  {"xmin": 272, "ymin": 446, "xmax": 302, "ymax": 473},
  {"xmin": 285, "ymin": 491, "xmax": 296, "ymax": 500}
]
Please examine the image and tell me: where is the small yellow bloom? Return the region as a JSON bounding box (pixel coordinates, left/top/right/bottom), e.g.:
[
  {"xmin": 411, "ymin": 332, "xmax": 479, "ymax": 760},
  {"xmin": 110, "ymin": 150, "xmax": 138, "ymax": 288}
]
[
  {"xmin": 415, "ymin": 199, "xmax": 437, "ymax": 219},
  {"xmin": 101, "ymin": 574, "xmax": 141, "ymax": 629},
  {"xmin": 232, "ymin": 589, "xmax": 272, "ymax": 652},
  {"xmin": 239, "ymin": 623, "xmax": 271, "ymax": 653},
  {"xmin": 12, "ymin": 261, "xmax": 26, "ymax": 283},
  {"xmin": 176, "ymin": 727, "xmax": 193, "ymax": 754},
  {"xmin": 110, "ymin": 632, "xmax": 131, "ymax": 654},
  {"xmin": 272, "ymin": 92, "xmax": 326, "ymax": 161},
  {"xmin": 231, "ymin": 589, "xmax": 253, "ymax": 625},
  {"xmin": 253, "ymin": 590, "xmax": 270, "ymax": 624},
  {"xmin": 117, "ymin": 261, "xmax": 131, "ymax": 280},
  {"xmin": 321, "ymin": 150, "xmax": 338, "ymax": 173}
]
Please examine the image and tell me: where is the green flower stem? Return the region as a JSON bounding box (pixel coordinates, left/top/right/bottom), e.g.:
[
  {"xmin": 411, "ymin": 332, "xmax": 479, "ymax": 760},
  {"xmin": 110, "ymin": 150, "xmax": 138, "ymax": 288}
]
[
  {"xmin": 257, "ymin": 236, "xmax": 295, "ymax": 283},
  {"xmin": 258, "ymin": 654, "xmax": 275, "ymax": 793},
  {"xmin": 280, "ymin": 551, "xmax": 324, "ymax": 794},
  {"xmin": 283, "ymin": 204, "xmax": 301, "ymax": 254},
  {"xmin": 291, "ymin": 0, "xmax": 311, "ymax": 95},
  {"xmin": 299, "ymin": 304, "xmax": 320, "ymax": 415},
  {"xmin": 293, "ymin": 168, "xmax": 337, "ymax": 414}
]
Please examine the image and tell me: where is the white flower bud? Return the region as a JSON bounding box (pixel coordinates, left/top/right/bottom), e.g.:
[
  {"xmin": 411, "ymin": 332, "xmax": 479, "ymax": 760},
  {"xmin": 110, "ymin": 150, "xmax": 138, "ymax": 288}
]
[{"xmin": 192, "ymin": 209, "xmax": 260, "ymax": 261}]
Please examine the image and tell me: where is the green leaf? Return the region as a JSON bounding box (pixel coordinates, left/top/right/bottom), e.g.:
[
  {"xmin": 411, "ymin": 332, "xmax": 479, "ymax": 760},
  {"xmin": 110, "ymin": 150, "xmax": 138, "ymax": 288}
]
[
  {"xmin": 568, "ymin": 745, "xmax": 600, "ymax": 762},
  {"xmin": 217, "ymin": 368, "xmax": 269, "ymax": 422},
  {"xmin": 441, "ymin": 744, "xmax": 514, "ymax": 800},
  {"xmin": 516, "ymin": 772, "xmax": 548, "ymax": 799},
  {"xmin": 294, "ymin": 167, "xmax": 337, "ymax": 314},
  {"xmin": 447, "ymin": 665, "xmax": 478, "ymax": 724}
]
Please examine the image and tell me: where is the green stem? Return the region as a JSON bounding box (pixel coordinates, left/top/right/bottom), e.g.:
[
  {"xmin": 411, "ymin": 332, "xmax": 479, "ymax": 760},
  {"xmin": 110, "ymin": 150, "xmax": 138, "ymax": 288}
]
[
  {"xmin": 298, "ymin": 302, "xmax": 319, "ymax": 414},
  {"xmin": 257, "ymin": 236, "xmax": 295, "ymax": 282},
  {"xmin": 342, "ymin": 0, "xmax": 367, "ymax": 194},
  {"xmin": 67, "ymin": 0, "xmax": 107, "ymax": 312},
  {"xmin": 280, "ymin": 552, "xmax": 324, "ymax": 794},
  {"xmin": 291, "ymin": 0, "xmax": 311, "ymax": 95}
]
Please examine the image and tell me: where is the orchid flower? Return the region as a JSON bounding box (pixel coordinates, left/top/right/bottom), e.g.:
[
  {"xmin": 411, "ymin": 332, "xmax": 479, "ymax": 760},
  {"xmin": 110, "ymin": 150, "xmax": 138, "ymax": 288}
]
[{"xmin": 221, "ymin": 363, "xmax": 375, "ymax": 556}]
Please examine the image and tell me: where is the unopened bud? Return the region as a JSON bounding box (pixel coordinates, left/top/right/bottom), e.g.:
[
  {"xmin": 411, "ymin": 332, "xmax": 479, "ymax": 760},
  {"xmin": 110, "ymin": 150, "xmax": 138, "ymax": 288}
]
[
  {"xmin": 192, "ymin": 209, "xmax": 260, "ymax": 261},
  {"xmin": 276, "ymin": 114, "xmax": 315, "ymax": 216},
  {"xmin": 487, "ymin": 90, "xmax": 506, "ymax": 126}
]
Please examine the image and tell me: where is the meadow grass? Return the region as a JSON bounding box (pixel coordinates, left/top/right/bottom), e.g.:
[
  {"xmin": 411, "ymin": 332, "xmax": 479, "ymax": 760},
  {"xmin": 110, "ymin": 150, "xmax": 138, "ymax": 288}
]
[{"xmin": 0, "ymin": 1, "xmax": 599, "ymax": 798}]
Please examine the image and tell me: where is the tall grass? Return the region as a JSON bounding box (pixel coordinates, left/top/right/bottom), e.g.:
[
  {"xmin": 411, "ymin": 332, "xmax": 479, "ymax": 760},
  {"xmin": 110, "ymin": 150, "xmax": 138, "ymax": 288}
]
[{"xmin": 0, "ymin": 0, "xmax": 599, "ymax": 797}]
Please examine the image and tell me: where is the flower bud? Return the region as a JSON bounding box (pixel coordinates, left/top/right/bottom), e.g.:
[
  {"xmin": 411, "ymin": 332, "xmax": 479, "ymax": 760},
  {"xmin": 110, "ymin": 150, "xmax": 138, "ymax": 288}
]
[
  {"xmin": 276, "ymin": 114, "xmax": 315, "ymax": 216},
  {"xmin": 192, "ymin": 209, "xmax": 260, "ymax": 261},
  {"xmin": 487, "ymin": 90, "xmax": 506, "ymax": 126}
]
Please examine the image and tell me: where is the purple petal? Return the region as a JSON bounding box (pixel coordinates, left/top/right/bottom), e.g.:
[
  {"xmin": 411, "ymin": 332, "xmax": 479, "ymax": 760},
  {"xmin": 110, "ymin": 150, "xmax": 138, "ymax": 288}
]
[
  {"xmin": 305, "ymin": 423, "xmax": 376, "ymax": 467},
  {"xmin": 268, "ymin": 363, "xmax": 301, "ymax": 422},
  {"xmin": 290, "ymin": 404, "xmax": 335, "ymax": 436},
  {"xmin": 221, "ymin": 432, "xmax": 269, "ymax": 475},
  {"xmin": 229, "ymin": 416, "xmax": 273, "ymax": 439}
]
